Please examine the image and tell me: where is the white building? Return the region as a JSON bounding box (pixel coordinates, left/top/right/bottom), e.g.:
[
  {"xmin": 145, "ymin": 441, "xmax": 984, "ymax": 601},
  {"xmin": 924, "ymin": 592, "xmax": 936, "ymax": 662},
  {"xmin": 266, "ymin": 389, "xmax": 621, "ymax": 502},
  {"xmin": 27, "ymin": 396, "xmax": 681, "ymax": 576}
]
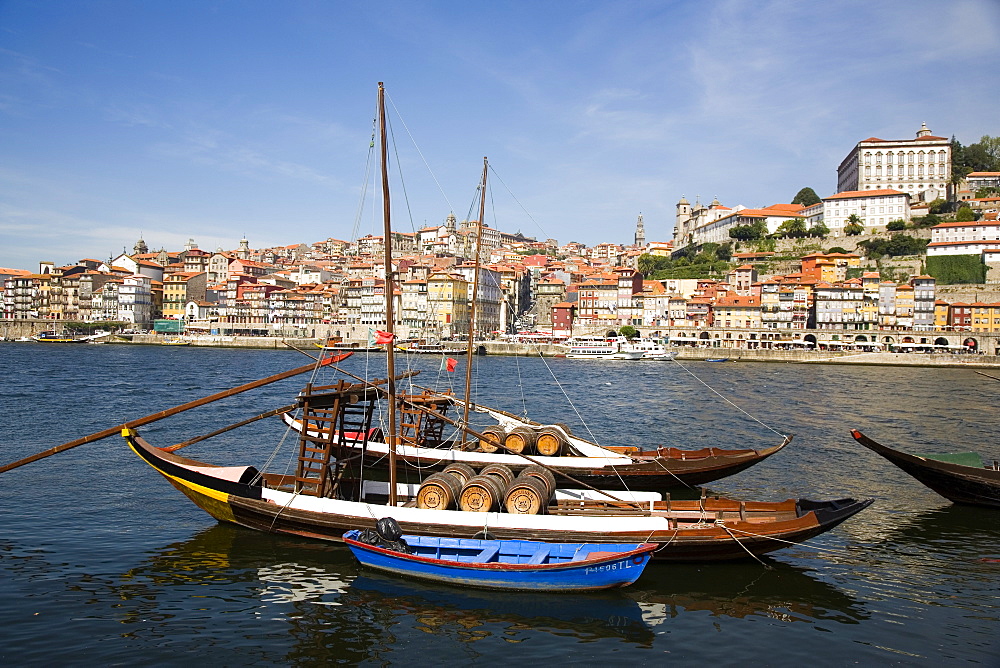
[
  {"xmin": 926, "ymin": 220, "xmax": 1000, "ymax": 257},
  {"xmin": 820, "ymin": 189, "xmax": 910, "ymax": 236},
  {"xmin": 836, "ymin": 123, "xmax": 951, "ymax": 202},
  {"xmin": 674, "ymin": 196, "xmax": 742, "ymax": 246},
  {"xmin": 689, "ymin": 204, "xmax": 805, "ymax": 245},
  {"xmin": 118, "ymin": 274, "xmax": 153, "ymax": 326}
]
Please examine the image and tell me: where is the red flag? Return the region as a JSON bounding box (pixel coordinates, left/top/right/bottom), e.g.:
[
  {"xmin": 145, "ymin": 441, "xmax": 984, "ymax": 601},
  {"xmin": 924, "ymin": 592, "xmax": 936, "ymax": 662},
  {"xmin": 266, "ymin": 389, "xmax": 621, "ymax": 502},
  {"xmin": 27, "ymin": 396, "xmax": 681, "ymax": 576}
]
[
  {"xmin": 373, "ymin": 330, "xmax": 395, "ymax": 344},
  {"xmin": 443, "ymin": 357, "xmax": 457, "ymax": 372}
]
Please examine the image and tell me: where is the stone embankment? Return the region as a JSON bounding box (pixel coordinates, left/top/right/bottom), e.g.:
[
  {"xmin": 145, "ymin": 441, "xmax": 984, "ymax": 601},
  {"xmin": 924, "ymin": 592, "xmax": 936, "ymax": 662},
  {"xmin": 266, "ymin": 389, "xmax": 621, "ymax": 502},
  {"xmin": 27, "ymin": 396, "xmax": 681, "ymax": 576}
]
[{"xmin": 111, "ymin": 335, "xmax": 1000, "ymax": 368}]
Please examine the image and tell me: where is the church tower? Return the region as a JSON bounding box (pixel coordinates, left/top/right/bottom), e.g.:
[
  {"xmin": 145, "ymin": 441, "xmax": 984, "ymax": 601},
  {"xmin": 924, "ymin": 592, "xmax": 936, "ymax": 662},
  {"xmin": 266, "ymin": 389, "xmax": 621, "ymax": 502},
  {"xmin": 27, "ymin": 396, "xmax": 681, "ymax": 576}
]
[
  {"xmin": 133, "ymin": 236, "xmax": 149, "ymax": 255},
  {"xmin": 674, "ymin": 196, "xmax": 691, "ymax": 244},
  {"xmin": 237, "ymin": 236, "xmax": 251, "ymax": 260},
  {"xmin": 634, "ymin": 213, "xmax": 645, "ymax": 248}
]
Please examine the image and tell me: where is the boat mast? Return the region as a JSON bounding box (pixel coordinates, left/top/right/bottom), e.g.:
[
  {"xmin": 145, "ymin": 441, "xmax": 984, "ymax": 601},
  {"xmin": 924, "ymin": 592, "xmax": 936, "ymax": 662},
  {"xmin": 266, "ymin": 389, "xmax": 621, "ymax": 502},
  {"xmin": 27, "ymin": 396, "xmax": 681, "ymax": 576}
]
[
  {"xmin": 462, "ymin": 157, "xmax": 488, "ymax": 435},
  {"xmin": 378, "ymin": 82, "xmax": 399, "ymax": 506}
]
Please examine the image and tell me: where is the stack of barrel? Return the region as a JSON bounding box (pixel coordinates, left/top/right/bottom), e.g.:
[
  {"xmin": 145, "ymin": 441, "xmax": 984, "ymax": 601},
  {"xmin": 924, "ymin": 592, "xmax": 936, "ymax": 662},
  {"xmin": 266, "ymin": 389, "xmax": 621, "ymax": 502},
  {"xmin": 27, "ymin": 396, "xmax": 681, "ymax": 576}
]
[
  {"xmin": 415, "ymin": 462, "xmax": 556, "ymax": 515},
  {"xmin": 476, "ymin": 425, "xmax": 568, "ymax": 457}
]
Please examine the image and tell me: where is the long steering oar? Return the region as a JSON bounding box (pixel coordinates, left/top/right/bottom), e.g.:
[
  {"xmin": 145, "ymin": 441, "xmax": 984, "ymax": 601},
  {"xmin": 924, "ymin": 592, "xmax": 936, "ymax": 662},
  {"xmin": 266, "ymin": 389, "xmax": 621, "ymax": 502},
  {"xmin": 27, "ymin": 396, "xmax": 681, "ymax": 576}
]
[{"xmin": 0, "ymin": 352, "xmax": 352, "ymax": 475}]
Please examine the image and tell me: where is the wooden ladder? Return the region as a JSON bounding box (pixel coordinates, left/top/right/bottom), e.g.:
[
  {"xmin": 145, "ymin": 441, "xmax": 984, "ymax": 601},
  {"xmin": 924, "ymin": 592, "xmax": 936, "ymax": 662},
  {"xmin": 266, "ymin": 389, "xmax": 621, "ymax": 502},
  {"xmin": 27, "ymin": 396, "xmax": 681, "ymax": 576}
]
[
  {"xmin": 398, "ymin": 393, "xmax": 451, "ymax": 447},
  {"xmin": 294, "ymin": 380, "xmax": 376, "ymax": 498}
]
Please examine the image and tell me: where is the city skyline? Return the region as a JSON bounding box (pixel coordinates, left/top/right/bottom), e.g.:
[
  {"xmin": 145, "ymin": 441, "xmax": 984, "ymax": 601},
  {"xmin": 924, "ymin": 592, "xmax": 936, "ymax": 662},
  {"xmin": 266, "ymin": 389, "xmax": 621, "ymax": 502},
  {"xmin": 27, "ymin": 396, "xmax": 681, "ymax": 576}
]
[{"xmin": 1, "ymin": 0, "xmax": 999, "ymax": 271}]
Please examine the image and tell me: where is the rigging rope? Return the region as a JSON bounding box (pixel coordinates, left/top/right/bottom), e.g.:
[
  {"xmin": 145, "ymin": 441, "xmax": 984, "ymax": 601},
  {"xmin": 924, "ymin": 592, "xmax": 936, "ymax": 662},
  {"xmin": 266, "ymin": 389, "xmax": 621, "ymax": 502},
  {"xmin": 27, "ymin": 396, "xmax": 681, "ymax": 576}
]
[{"xmin": 669, "ymin": 357, "xmax": 787, "ymax": 437}]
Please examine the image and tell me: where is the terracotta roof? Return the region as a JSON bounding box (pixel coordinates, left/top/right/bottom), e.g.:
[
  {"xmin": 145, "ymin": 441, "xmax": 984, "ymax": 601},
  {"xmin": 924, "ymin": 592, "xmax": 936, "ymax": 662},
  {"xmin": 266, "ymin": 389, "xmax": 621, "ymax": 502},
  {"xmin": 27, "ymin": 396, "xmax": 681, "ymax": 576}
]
[
  {"xmin": 825, "ymin": 189, "xmax": 906, "ymax": 200},
  {"xmin": 714, "ymin": 294, "xmax": 760, "ymax": 307}
]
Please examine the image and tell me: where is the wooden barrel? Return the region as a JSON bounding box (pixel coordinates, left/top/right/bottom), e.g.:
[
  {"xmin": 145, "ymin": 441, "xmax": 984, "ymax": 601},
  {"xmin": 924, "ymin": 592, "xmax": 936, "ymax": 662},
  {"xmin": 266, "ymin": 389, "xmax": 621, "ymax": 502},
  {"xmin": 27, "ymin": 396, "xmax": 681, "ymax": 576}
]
[
  {"xmin": 504, "ymin": 426, "xmax": 537, "ymax": 454},
  {"xmin": 516, "ymin": 465, "xmax": 556, "ymax": 497},
  {"xmin": 504, "ymin": 475, "xmax": 551, "ymax": 515},
  {"xmin": 478, "ymin": 426, "xmax": 505, "ymax": 453},
  {"xmin": 416, "ymin": 473, "xmax": 462, "ymax": 510},
  {"xmin": 479, "ymin": 463, "xmax": 515, "ymax": 488},
  {"xmin": 458, "ymin": 474, "xmax": 505, "ymax": 512},
  {"xmin": 442, "ymin": 462, "xmax": 476, "ymax": 485},
  {"xmin": 535, "ymin": 426, "xmax": 566, "ymax": 457}
]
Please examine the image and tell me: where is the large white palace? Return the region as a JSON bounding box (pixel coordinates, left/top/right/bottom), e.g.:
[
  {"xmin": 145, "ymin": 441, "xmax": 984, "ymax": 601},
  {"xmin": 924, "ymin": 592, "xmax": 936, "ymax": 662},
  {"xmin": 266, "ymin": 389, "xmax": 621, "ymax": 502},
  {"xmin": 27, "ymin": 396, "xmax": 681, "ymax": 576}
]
[{"xmin": 836, "ymin": 123, "xmax": 951, "ymax": 202}]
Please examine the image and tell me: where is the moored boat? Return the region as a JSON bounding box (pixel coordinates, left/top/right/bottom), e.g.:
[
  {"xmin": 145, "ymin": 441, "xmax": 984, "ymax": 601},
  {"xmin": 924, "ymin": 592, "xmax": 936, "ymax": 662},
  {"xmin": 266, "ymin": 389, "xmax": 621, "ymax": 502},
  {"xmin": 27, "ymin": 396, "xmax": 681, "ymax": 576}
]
[
  {"xmin": 343, "ymin": 523, "xmax": 656, "ymax": 591},
  {"xmin": 31, "ymin": 330, "xmax": 84, "ymax": 343},
  {"xmin": 282, "ymin": 395, "xmax": 793, "ymax": 491},
  {"xmin": 623, "ymin": 338, "xmax": 678, "ymax": 360},
  {"xmin": 561, "ymin": 335, "xmax": 644, "ymax": 360},
  {"xmin": 121, "ymin": 422, "xmax": 872, "ymax": 561},
  {"xmin": 162, "ymin": 338, "xmax": 191, "ymax": 346},
  {"xmin": 851, "ymin": 429, "xmax": 1000, "ymax": 508}
]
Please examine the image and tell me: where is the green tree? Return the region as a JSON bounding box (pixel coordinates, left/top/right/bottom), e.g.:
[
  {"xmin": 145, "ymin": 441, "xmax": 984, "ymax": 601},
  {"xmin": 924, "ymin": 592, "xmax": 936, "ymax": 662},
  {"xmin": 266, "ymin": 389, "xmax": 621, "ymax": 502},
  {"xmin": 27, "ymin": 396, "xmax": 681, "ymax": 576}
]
[
  {"xmin": 619, "ymin": 325, "xmax": 638, "ymax": 339},
  {"xmin": 886, "ymin": 219, "xmax": 907, "ymax": 231},
  {"xmin": 792, "ymin": 187, "xmax": 821, "ymax": 206},
  {"xmin": 808, "ymin": 222, "xmax": 829, "ymax": 237},
  {"xmin": 827, "ymin": 246, "xmax": 849, "ymax": 254},
  {"xmin": 955, "ymin": 205, "xmax": 976, "ymax": 222},
  {"xmin": 952, "ymin": 134, "xmax": 1000, "ymax": 183},
  {"xmin": 637, "ymin": 253, "xmax": 670, "ymax": 275},
  {"xmin": 844, "ymin": 214, "xmax": 864, "ymax": 236},
  {"xmin": 928, "ymin": 198, "xmax": 949, "ymax": 215}
]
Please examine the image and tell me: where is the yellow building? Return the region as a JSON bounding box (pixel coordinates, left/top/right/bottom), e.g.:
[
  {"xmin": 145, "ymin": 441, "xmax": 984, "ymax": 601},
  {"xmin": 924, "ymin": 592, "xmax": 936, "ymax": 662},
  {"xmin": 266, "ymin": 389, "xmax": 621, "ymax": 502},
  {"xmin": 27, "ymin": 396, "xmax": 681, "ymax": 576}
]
[
  {"xmin": 713, "ymin": 294, "xmax": 761, "ymax": 329},
  {"xmin": 970, "ymin": 302, "xmax": 1000, "ymax": 333},
  {"xmin": 934, "ymin": 300, "xmax": 950, "ymax": 329},
  {"xmin": 427, "ymin": 272, "xmax": 469, "ymax": 338}
]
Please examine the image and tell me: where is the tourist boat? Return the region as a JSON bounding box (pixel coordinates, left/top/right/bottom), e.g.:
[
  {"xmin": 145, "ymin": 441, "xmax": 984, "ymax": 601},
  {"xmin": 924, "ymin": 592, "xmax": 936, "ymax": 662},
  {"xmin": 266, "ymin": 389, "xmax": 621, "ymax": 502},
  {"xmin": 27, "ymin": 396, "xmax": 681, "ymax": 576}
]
[
  {"xmin": 343, "ymin": 522, "xmax": 655, "ymax": 591},
  {"xmin": 31, "ymin": 330, "xmax": 84, "ymax": 343},
  {"xmin": 851, "ymin": 429, "xmax": 1000, "ymax": 508},
  {"xmin": 561, "ymin": 335, "xmax": 643, "ymax": 360},
  {"xmin": 623, "ymin": 338, "xmax": 678, "ymax": 361},
  {"xmin": 282, "ymin": 396, "xmax": 793, "ymax": 491}
]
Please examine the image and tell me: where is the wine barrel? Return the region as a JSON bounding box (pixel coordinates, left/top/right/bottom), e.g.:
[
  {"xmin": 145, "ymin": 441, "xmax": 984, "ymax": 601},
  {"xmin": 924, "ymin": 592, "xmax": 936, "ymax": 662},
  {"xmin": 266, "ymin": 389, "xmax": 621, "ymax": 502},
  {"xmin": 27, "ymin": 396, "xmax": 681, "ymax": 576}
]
[
  {"xmin": 516, "ymin": 465, "xmax": 556, "ymax": 497},
  {"xmin": 442, "ymin": 462, "xmax": 476, "ymax": 485},
  {"xmin": 504, "ymin": 426, "xmax": 537, "ymax": 454},
  {"xmin": 415, "ymin": 473, "xmax": 462, "ymax": 510},
  {"xmin": 535, "ymin": 426, "xmax": 567, "ymax": 457},
  {"xmin": 504, "ymin": 475, "xmax": 551, "ymax": 515},
  {"xmin": 478, "ymin": 426, "xmax": 506, "ymax": 453},
  {"xmin": 458, "ymin": 474, "xmax": 505, "ymax": 512},
  {"xmin": 479, "ymin": 463, "xmax": 515, "ymax": 488}
]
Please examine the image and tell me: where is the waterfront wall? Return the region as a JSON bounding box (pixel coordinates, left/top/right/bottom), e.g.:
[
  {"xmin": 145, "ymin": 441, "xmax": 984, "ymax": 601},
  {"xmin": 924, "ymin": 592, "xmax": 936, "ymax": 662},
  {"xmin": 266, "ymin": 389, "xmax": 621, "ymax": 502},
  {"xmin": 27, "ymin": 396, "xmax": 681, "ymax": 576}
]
[{"xmin": 6, "ymin": 319, "xmax": 1000, "ymax": 368}]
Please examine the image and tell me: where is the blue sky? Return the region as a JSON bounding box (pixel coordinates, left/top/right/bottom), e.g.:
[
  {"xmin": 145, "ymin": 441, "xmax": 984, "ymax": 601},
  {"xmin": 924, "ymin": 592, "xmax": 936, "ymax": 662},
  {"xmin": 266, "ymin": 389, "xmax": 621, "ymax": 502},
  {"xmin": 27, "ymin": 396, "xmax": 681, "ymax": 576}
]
[{"xmin": 1, "ymin": 0, "xmax": 998, "ymax": 271}]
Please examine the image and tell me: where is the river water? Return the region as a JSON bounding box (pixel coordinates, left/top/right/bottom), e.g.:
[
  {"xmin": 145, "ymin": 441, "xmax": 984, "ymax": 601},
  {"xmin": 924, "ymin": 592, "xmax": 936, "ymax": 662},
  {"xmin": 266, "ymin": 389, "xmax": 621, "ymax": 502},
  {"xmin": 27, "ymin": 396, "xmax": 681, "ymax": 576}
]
[{"xmin": 1, "ymin": 343, "xmax": 997, "ymax": 665}]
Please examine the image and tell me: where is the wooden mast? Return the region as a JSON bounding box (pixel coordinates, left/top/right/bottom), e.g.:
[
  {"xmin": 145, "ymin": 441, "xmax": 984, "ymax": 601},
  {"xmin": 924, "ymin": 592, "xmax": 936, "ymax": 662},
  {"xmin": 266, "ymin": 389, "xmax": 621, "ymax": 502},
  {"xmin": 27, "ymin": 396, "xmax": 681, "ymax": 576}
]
[
  {"xmin": 461, "ymin": 157, "xmax": 488, "ymax": 433},
  {"xmin": 378, "ymin": 82, "xmax": 400, "ymax": 506}
]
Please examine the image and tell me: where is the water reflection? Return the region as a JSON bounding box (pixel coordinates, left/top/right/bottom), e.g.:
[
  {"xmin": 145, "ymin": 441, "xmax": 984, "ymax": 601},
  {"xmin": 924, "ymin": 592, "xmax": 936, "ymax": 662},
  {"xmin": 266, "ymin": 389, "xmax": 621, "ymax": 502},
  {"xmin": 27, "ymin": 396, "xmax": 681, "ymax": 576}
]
[
  {"xmin": 116, "ymin": 525, "xmax": 655, "ymax": 652},
  {"xmin": 346, "ymin": 573, "xmax": 653, "ymax": 646},
  {"xmin": 629, "ymin": 559, "xmax": 869, "ymax": 625}
]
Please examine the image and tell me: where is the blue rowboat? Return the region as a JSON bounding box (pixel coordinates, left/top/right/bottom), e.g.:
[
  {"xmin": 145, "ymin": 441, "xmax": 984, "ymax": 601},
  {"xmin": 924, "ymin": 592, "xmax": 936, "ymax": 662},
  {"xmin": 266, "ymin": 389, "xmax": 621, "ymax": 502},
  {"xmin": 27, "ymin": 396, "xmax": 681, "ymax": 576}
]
[{"xmin": 343, "ymin": 529, "xmax": 656, "ymax": 592}]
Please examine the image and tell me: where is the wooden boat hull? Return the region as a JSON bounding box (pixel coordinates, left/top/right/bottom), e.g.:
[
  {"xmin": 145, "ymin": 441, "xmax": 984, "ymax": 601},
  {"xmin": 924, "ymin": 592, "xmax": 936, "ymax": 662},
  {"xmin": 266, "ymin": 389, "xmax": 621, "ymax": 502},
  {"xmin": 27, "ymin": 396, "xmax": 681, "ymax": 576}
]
[
  {"xmin": 851, "ymin": 429, "xmax": 1000, "ymax": 508},
  {"xmin": 124, "ymin": 430, "xmax": 872, "ymax": 562},
  {"xmin": 282, "ymin": 413, "xmax": 792, "ymax": 490},
  {"xmin": 343, "ymin": 532, "xmax": 655, "ymax": 591}
]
